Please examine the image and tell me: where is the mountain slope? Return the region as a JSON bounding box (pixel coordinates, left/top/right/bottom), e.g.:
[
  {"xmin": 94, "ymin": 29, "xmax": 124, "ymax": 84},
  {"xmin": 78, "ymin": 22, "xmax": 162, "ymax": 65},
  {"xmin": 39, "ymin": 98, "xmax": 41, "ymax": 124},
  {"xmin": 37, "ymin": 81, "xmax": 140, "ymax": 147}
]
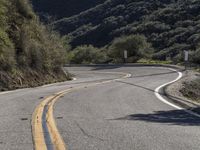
[
  {"xmin": 31, "ymin": 0, "xmax": 106, "ymax": 20},
  {"xmin": 0, "ymin": 0, "xmax": 69, "ymax": 91},
  {"xmin": 53, "ymin": 0, "xmax": 200, "ymax": 60}
]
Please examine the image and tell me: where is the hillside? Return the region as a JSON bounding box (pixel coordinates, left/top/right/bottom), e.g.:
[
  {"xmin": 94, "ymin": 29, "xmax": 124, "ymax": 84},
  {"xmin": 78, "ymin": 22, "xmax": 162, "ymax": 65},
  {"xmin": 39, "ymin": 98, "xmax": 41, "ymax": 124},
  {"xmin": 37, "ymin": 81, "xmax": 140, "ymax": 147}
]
[
  {"xmin": 0, "ymin": 0, "xmax": 70, "ymax": 91},
  {"xmin": 52, "ymin": 0, "xmax": 200, "ymax": 61},
  {"xmin": 31, "ymin": 0, "xmax": 106, "ymax": 20}
]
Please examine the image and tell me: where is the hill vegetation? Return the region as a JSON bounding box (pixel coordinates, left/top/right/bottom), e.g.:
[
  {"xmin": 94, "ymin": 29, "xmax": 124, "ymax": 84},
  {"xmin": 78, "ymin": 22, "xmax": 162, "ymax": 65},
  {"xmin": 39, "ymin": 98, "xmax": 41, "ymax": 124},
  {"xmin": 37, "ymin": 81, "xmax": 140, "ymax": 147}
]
[
  {"xmin": 1, "ymin": 0, "xmax": 198, "ymax": 93},
  {"xmin": 108, "ymin": 35, "xmax": 153, "ymax": 63},
  {"xmin": 51, "ymin": 0, "xmax": 200, "ymax": 63},
  {"xmin": 0, "ymin": 0, "xmax": 70, "ymax": 91},
  {"xmin": 31, "ymin": 0, "xmax": 106, "ymax": 20}
]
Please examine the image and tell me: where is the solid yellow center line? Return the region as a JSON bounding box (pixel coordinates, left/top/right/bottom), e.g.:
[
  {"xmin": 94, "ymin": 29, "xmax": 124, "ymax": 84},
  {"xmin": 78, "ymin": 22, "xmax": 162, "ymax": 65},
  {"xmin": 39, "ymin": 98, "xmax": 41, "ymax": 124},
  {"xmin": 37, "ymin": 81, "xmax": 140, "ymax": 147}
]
[
  {"xmin": 46, "ymin": 93, "xmax": 67, "ymax": 150},
  {"xmin": 32, "ymin": 72, "xmax": 131, "ymax": 150},
  {"xmin": 32, "ymin": 97, "xmax": 53, "ymax": 150}
]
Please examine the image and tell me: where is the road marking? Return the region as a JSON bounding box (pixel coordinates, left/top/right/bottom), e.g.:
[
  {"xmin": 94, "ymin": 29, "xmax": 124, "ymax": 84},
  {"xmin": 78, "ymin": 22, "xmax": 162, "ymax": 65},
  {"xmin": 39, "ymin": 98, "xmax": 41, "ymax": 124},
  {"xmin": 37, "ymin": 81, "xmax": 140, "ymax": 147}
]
[
  {"xmin": 154, "ymin": 68, "xmax": 200, "ymax": 118},
  {"xmin": 32, "ymin": 72, "xmax": 131, "ymax": 149},
  {"xmin": 32, "ymin": 97, "xmax": 53, "ymax": 150},
  {"xmin": 46, "ymin": 92, "xmax": 69, "ymax": 150},
  {"xmin": 32, "ymin": 91, "xmax": 69, "ymax": 150},
  {"xmin": 0, "ymin": 89, "xmax": 24, "ymax": 95},
  {"xmin": 42, "ymin": 77, "xmax": 77, "ymax": 88},
  {"xmin": 155, "ymin": 69, "xmax": 183, "ymax": 110},
  {"xmin": 0, "ymin": 91, "xmax": 12, "ymax": 95},
  {"xmin": 72, "ymin": 77, "xmax": 77, "ymax": 81}
]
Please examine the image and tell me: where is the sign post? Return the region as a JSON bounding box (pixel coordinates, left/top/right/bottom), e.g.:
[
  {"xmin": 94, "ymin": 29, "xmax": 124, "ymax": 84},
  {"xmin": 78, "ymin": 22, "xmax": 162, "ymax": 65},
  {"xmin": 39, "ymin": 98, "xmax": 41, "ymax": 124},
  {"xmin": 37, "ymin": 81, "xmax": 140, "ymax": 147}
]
[
  {"xmin": 184, "ymin": 50, "xmax": 189, "ymax": 70},
  {"xmin": 124, "ymin": 50, "xmax": 128, "ymax": 63}
]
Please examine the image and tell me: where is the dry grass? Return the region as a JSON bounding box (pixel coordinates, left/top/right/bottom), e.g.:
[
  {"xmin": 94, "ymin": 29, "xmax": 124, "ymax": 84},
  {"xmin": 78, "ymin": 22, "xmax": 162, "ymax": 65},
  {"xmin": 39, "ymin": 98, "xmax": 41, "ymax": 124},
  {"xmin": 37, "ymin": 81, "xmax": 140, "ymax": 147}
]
[{"xmin": 0, "ymin": 69, "xmax": 71, "ymax": 91}]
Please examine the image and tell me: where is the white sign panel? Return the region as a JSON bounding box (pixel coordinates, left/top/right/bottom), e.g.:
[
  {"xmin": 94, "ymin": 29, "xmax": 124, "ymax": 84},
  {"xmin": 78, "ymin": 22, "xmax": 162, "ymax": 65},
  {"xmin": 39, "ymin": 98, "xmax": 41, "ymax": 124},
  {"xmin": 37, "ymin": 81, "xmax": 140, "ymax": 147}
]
[
  {"xmin": 124, "ymin": 50, "xmax": 128, "ymax": 59},
  {"xmin": 184, "ymin": 50, "xmax": 189, "ymax": 61}
]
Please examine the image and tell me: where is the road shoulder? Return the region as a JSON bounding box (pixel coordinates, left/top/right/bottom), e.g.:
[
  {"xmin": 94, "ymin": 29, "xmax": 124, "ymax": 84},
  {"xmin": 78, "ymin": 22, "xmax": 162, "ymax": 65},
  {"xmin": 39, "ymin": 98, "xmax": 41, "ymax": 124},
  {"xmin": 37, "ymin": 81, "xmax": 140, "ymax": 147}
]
[{"xmin": 165, "ymin": 69, "xmax": 200, "ymax": 110}]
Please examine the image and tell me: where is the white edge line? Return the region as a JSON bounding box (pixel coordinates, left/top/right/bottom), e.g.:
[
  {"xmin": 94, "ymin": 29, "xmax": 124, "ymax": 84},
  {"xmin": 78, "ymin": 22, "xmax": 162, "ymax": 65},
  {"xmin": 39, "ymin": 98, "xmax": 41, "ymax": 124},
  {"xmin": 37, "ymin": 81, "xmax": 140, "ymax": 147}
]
[
  {"xmin": 42, "ymin": 77, "xmax": 77, "ymax": 88},
  {"xmin": 0, "ymin": 91, "xmax": 13, "ymax": 95},
  {"xmin": 154, "ymin": 68, "xmax": 200, "ymax": 118},
  {"xmin": 72, "ymin": 77, "xmax": 77, "ymax": 81}
]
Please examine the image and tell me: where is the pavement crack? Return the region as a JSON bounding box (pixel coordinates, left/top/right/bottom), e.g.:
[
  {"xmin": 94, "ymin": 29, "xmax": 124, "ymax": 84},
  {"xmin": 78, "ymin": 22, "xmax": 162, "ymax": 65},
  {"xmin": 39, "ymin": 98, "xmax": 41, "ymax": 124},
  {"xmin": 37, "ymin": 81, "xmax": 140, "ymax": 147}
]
[{"xmin": 75, "ymin": 121, "xmax": 105, "ymax": 142}]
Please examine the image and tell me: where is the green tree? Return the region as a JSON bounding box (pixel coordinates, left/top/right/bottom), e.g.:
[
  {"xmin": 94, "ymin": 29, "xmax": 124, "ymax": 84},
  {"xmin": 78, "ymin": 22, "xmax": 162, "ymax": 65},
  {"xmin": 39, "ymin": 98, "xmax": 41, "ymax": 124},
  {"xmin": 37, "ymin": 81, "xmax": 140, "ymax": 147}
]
[{"xmin": 108, "ymin": 34, "xmax": 153, "ymax": 63}]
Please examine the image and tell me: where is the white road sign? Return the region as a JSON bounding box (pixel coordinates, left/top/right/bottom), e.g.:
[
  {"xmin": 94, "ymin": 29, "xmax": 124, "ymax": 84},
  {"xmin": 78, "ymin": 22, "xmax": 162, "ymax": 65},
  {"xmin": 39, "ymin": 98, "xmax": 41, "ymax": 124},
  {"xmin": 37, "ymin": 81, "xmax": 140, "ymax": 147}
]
[
  {"xmin": 184, "ymin": 50, "xmax": 189, "ymax": 61},
  {"xmin": 124, "ymin": 50, "xmax": 128, "ymax": 59}
]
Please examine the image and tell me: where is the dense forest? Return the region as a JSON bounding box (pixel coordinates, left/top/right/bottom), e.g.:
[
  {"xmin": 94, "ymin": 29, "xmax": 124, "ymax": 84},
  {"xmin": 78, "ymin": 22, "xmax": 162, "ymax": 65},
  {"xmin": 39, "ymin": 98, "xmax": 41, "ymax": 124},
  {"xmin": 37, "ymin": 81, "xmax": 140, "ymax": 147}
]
[
  {"xmin": 48, "ymin": 0, "xmax": 200, "ymax": 63},
  {"xmin": 0, "ymin": 0, "xmax": 70, "ymax": 90}
]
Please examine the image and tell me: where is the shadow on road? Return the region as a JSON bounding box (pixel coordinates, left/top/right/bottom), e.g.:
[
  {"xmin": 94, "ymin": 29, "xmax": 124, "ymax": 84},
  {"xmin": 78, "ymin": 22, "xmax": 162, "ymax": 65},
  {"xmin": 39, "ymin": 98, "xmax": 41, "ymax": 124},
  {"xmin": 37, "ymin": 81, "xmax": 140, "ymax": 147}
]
[
  {"xmin": 116, "ymin": 80, "xmax": 200, "ymax": 108},
  {"xmin": 111, "ymin": 107, "xmax": 200, "ymax": 126},
  {"xmin": 132, "ymin": 71, "xmax": 177, "ymax": 78},
  {"xmin": 92, "ymin": 66, "xmax": 121, "ymax": 71},
  {"xmin": 112, "ymin": 80, "xmax": 200, "ymax": 126},
  {"xmin": 92, "ymin": 66, "xmax": 182, "ymax": 78}
]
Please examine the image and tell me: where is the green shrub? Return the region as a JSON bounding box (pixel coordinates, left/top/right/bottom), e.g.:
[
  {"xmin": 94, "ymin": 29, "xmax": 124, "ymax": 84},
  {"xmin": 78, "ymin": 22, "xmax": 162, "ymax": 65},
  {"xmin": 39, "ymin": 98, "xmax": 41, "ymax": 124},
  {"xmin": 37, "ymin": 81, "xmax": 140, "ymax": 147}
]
[
  {"xmin": 70, "ymin": 45, "xmax": 107, "ymax": 64},
  {"xmin": 191, "ymin": 49, "xmax": 200, "ymax": 64},
  {"xmin": 108, "ymin": 34, "xmax": 153, "ymax": 63}
]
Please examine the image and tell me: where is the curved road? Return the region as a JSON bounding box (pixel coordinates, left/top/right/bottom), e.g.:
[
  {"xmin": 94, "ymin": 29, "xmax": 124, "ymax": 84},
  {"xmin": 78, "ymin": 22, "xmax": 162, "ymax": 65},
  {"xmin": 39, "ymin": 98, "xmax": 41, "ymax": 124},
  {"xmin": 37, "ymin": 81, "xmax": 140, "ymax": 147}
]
[{"xmin": 0, "ymin": 66, "xmax": 199, "ymax": 150}]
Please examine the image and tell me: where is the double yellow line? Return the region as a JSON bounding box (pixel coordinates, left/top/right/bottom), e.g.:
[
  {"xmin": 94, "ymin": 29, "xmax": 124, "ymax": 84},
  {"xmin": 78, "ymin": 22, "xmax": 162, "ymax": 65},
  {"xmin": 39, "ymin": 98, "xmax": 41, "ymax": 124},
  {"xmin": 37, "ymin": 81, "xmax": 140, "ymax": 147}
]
[
  {"xmin": 32, "ymin": 72, "xmax": 131, "ymax": 150},
  {"xmin": 32, "ymin": 90, "xmax": 69, "ymax": 150}
]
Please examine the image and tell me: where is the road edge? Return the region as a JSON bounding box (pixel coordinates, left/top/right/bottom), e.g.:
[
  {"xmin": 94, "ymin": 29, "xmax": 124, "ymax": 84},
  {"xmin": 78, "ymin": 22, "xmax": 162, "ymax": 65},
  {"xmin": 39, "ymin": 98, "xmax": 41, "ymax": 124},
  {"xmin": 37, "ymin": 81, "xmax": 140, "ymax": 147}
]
[{"xmin": 154, "ymin": 67, "xmax": 200, "ymax": 118}]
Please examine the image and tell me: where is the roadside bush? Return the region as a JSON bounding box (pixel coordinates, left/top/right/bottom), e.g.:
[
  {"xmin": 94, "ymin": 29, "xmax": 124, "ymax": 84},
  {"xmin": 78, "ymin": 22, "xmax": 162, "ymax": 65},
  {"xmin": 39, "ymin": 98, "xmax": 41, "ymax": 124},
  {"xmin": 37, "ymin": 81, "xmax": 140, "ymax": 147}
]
[
  {"xmin": 191, "ymin": 49, "xmax": 200, "ymax": 64},
  {"xmin": 152, "ymin": 43, "xmax": 191, "ymax": 62},
  {"xmin": 70, "ymin": 45, "xmax": 107, "ymax": 64},
  {"xmin": 108, "ymin": 34, "xmax": 153, "ymax": 63}
]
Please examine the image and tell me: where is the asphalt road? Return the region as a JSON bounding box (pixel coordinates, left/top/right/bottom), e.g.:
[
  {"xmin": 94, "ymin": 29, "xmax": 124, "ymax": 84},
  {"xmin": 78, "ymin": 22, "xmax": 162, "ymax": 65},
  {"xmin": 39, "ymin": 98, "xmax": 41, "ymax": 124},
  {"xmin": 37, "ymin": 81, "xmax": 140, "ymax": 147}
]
[{"xmin": 0, "ymin": 66, "xmax": 199, "ymax": 150}]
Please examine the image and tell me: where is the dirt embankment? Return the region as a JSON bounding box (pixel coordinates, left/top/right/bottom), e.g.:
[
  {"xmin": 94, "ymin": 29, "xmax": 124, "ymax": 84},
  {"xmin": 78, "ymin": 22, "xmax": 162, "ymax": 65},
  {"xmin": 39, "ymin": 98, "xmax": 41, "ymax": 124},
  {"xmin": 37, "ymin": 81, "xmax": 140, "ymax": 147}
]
[
  {"xmin": 166, "ymin": 70, "xmax": 200, "ymax": 104},
  {"xmin": 0, "ymin": 69, "xmax": 71, "ymax": 91}
]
